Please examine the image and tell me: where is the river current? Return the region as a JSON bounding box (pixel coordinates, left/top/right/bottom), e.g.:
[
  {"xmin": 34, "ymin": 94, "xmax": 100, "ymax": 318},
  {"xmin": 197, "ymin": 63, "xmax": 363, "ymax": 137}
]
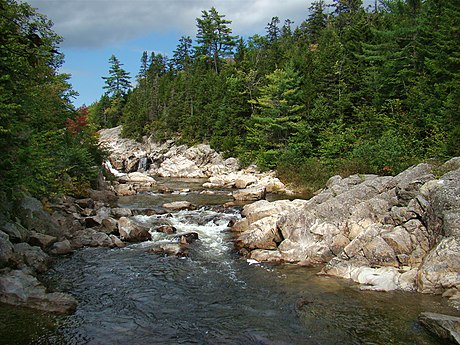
[{"xmin": 0, "ymin": 179, "xmax": 455, "ymax": 344}]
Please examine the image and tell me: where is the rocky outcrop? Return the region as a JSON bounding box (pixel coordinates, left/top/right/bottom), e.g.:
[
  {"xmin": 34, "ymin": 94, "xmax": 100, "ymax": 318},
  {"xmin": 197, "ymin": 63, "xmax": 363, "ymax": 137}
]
[
  {"xmin": 0, "ymin": 269, "xmax": 77, "ymax": 314},
  {"xmin": 99, "ymin": 126, "xmax": 293, "ymax": 198},
  {"xmin": 419, "ymin": 312, "xmax": 460, "ymax": 344},
  {"xmin": 234, "ymin": 158, "xmax": 460, "ymax": 305}
]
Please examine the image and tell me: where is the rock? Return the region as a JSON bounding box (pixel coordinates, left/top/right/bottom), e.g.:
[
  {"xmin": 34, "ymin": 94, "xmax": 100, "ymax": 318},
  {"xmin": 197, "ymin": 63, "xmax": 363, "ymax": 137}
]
[
  {"xmin": 117, "ymin": 217, "xmax": 152, "ymax": 242},
  {"xmin": 49, "ymin": 240, "xmax": 73, "ymax": 255},
  {"xmin": 177, "ymin": 232, "xmax": 199, "ymax": 244},
  {"xmin": 0, "ymin": 269, "xmax": 77, "ymax": 314},
  {"xmin": 0, "ymin": 222, "xmax": 30, "ymax": 243},
  {"xmin": 28, "ymin": 231, "xmax": 57, "ymax": 250},
  {"xmin": 157, "ymin": 225, "xmax": 177, "ymax": 234},
  {"xmin": 12, "ymin": 243, "xmax": 50, "ymax": 273},
  {"xmin": 109, "ymin": 235, "xmax": 126, "ymax": 248},
  {"xmin": 101, "ymin": 218, "xmax": 118, "ymax": 234},
  {"xmin": 111, "ymin": 207, "xmax": 133, "ymax": 218},
  {"xmin": 419, "ymin": 312, "xmax": 460, "ymax": 344},
  {"xmin": 249, "ymin": 249, "xmax": 283, "ymax": 263},
  {"xmin": 162, "ymin": 201, "xmax": 193, "ymax": 211},
  {"xmin": 116, "ymin": 184, "xmax": 136, "ymax": 196},
  {"xmin": 71, "ymin": 229, "xmax": 114, "ymax": 248},
  {"xmin": 233, "ymin": 186, "xmax": 266, "ymax": 201},
  {"xmin": 16, "ymin": 196, "xmax": 61, "ymax": 237},
  {"xmin": 0, "ymin": 231, "xmax": 13, "ymax": 268},
  {"xmin": 150, "ymin": 242, "xmax": 185, "ymax": 256},
  {"xmin": 235, "ymin": 175, "xmax": 258, "ymax": 189},
  {"xmin": 86, "ymin": 189, "xmax": 118, "ymax": 205},
  {"xmin": 118, "ymin": 172, "xmax": 156, "ymax": 184},
  {"xmin": 157, "ymin": 156, "xmax": 205, "ymax": 178},
  {"xmin": 75, "ymin": 198, "xmax": 94, "ymax": 209},
  {"xmin": 236, "ymin": 216, "xmax": 281, "ymax": 250}
]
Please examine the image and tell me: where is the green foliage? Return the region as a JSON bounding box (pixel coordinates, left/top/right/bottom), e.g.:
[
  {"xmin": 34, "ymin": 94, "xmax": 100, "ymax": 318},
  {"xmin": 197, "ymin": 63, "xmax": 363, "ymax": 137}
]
[
  {"xmin": 89, "ymin": 1, "xmax": 459, "ymax": 191},
  {"xmin": 0, "ymin": 0, "xmax": 104, "ymax": 198}
]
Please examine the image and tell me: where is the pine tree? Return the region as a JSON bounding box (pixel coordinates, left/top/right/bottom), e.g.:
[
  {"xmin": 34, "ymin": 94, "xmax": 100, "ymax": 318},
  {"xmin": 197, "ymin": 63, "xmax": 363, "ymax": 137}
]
[
  {"xmin": 172, "ymin": 36, "xmax": 193, "ymax": 71},
  {"xmin": 102, "ymin": 55, "xmax": 132, "ymax": 98},
  {"xmin": 195, "ymin": 7, "xmax": 237, "ymax": 73}
]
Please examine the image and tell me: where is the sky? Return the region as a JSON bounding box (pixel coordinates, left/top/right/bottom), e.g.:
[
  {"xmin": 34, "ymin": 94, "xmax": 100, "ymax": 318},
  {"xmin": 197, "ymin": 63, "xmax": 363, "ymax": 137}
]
[{"xmin": 26, "ymin": 0, "xmax": 374, "ymax": 107}]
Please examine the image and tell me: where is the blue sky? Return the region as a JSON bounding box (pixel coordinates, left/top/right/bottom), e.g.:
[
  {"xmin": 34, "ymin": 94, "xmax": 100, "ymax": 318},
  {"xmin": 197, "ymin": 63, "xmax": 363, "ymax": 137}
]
[{"xmin": 27, "ymin": 0, "xmax": 374, "ymax": 107}]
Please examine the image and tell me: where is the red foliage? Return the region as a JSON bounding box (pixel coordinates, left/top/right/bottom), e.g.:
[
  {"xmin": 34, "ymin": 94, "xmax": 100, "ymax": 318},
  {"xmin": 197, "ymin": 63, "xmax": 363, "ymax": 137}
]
[{"xmin": 66, "ymin": 115, "xmax": 89, "ymax": 135}]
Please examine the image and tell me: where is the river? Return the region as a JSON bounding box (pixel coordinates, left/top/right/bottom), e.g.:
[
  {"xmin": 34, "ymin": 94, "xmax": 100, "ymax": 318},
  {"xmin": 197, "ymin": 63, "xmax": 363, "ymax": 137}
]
[{"xmin": 0, "ymin": 179, "xmax": 455, "ymax": 344}]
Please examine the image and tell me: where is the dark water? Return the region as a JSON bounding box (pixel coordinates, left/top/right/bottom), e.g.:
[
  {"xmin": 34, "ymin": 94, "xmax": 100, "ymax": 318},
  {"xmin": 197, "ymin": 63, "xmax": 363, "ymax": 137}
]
[{"xmin": 1, "ymin": 180, "xmax": 457, "ymax": 344}]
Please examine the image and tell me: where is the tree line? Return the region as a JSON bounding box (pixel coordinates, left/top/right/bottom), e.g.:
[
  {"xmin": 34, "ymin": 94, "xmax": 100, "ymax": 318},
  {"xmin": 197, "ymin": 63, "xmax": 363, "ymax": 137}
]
[
  {"xmin": 91, "ymin": 0, "xmax": 459, "ymax": 191},
  {"xmin": 0, "ymin": 0, "xmax": 104, "ymax": 199}
]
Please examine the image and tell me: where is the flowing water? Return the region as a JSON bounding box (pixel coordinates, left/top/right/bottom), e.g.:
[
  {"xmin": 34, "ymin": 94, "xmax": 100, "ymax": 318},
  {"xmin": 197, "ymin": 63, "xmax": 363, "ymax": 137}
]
[{"xmin": 1, "ymin": 179, "xmax": 457, "ymax": 344}]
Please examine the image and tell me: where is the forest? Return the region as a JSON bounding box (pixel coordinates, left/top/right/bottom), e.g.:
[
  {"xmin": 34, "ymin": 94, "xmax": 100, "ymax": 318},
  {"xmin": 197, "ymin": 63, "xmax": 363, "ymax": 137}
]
[
  {"xmin": 1, "ymin": 0, "xmax": 459, "ymax": 199},
  {"xmin": 89, "ymin": 0, "xmax": 459, "ymax": 192},
  {"xmin": 0, "ymin": 0, "xmax": 103, "ymax": 198}
]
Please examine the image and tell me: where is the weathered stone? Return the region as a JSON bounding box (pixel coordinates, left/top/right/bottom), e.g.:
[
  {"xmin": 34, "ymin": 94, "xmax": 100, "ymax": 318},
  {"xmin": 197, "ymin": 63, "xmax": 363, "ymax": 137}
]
[
  {"xmin": 75, "ymin": 198, "xmax": 94, "ymax": 209},
  {"xmin": 0, "ymin": 269, "xmax": 77, "ymax": 314},
  {"xmin": 13, "ymin": 243, "xmax": 50, "ymax": 273},
  {"xmin": 0, "ymin": 222, "xmax": 30, "ymax": 243},
  {"xmin": 101, "ymin": 217, "xmax": 118, "ymax": 234},
  {"xmin": 156, "ymin": 225, "xmax": 177, "ymax": 234},
  {"xmin": 236, "ymin": 216, "xmax": 281, "ymax": 250},
  {"xmin": 109, "ymin": 235, "xmax": 126, "ymax": 248},
  {"xmin": 249, "ymin": 249, "xmax": 283, "ymax": 263},
  {"xmin": 111, "ymin": 207, "xmax": 133, "ymax": 218},
  {"xmin": 419, "ymin": 312, "xmax": 460, "ymax": 344},
  {"xmin": 0, "ymin": 231, "xmax": 13, "ymax": 268},
  {"xmin": 233, "ymin": 186, "xmax": 266, "ymax": 201},
  {"xmin": 49, "ymin": 240, "xmax": 73, "ymax": 255},
  {"xmin": 116, "ymin": 184, "xmax": 136, "ymax": 196},
  {"xmin": 117, "ymin": 217, "xmax": 152, "ymax": 242},
  {"xmin": 162, "ymin": 201, "xmax": 193, "ymax": 211},
  {"xmin": 71, "ymin": 229, "xmax": 114, "ymax": 248},
  {"xmin": 28, "ymin": 231, "xmax": 57, "ymax": 250},
  {"xmin": 16, "ymin": 196, "xmax": 61, "ymax": 237},
  {"xmin": 177, "ymin": 232, "xmax": 199, "ymax": 244},
  {"xmin": 235, "ymin": 175, "xmax": 258, "ymax": 189}
]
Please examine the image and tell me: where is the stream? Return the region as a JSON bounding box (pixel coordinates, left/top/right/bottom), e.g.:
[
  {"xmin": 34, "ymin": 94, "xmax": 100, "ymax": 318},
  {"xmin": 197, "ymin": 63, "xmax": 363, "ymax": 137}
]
[{"xmin": 0, "ymin": 179, "xmax": 455, "ymax": 344}]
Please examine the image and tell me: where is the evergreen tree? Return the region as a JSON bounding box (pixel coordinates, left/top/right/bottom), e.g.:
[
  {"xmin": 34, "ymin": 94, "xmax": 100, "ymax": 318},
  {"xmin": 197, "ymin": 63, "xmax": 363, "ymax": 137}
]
[
  {"xmin": 172, "ymin": 36, "xmax": 193, "ymax": 71},
  {"xmin": 195, "ymin": 7, "xmax": 237, "ymax": 73},
  {"xmin": 102, "ymin": 55, "xmax": 131, "ymax": 98}
]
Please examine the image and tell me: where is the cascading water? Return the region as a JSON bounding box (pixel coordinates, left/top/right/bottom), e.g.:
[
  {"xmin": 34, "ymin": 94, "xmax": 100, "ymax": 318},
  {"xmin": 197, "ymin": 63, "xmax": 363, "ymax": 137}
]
[{"xmin": 1, "ymin": 179, "xmax": 453, "ymax": 345}]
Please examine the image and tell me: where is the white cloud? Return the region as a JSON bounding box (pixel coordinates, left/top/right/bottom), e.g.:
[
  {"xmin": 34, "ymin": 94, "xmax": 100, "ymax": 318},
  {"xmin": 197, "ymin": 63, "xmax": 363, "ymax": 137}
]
[
  {"xmin": 27, "ymin": 0, "xmax": 315, "ymax": 48},
  {"xmin": 27, "ymin": 0, "xmax": 375, "ymax": 48}
]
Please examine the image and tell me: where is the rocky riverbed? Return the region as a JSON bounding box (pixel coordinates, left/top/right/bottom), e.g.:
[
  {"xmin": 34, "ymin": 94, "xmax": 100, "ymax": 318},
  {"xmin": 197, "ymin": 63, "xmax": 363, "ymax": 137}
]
[{"xmin": 1, "ymin": 126, "xmax": 460, "ymax": 343}]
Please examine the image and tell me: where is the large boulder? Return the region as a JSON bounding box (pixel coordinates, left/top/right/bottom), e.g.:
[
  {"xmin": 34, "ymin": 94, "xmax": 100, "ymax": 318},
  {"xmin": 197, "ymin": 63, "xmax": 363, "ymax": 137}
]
[
  {"xmin": 117, "ymin": 217, "xmax": 152, "ymax": 242},
  {"xmin": 15, "ymin": 196, "xmax": 61, "ymax": 237},
  {"xmin": 12, "ymin": 243, "xmax": 50, "ymax": 273},
  {"xmin": 0, "ymin": 269, "xmax": 77, "ymax": 314},
  {"xmin": 0, "ymin": 222, "xmax": 30, "ymax": 243},
  {"xmin": 233, "ymin": 186, "xmax": 266, "ymax": 201},
  {"xmin": 235, "ymin": 160, "xmax": 460, "ymax": 297}
]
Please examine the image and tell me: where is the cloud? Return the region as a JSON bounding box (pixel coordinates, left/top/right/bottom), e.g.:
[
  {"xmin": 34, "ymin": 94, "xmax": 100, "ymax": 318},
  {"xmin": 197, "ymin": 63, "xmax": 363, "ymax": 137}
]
[{"xmin": 27, "ymin": 0, "xmax": 315, "ymax": 48}]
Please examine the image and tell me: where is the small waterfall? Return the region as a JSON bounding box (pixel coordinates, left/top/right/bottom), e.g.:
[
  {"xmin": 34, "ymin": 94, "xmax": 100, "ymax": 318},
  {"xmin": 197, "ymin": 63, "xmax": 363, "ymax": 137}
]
[
  {"xmin": 137, "ymin": 157, "xmax": 148, "ymax": 172},
  {"xmin": 104, "ymin": 160, "xmax": 125, "ymax": 177}
]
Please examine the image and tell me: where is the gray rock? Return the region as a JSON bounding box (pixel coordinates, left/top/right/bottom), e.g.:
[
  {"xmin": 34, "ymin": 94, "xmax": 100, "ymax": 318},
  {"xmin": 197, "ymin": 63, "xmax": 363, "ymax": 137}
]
[
  {"xmin": 28, "ymin": 231, "xmax": 57, "ymax": 250},
  {"xmin": 16, "ymin": 196, "xmax": 61, "ymax": 237},
  {"xmin": 419, "ymin": 312, "xmax": 460, "ymax": 344},
  {"xmin": 0, "ymin": 231, "xmax": 13, "ymax": 268},
  {"xmin": 162, "ymin": 201, "xmax": 193, "ymax": 211},
  {"xmin": 118, "ymin": 217, "xmax": 152, "ymax": 242},
  {"xmin": 0, "ymin": 222, "xmax": 30, "ymax": 243},
  {"xmin": 0, "ymin": 269, "xmax": 77, "ymax": 314},
  {"xmin": 233, "ymin": 186, "xmax": 266, "ymax": 201},
  {"xmin": 49, "ymin": 240, "xmax": 73, "ymax": 255},
  {"xmin": 12, "ymin": 243, "xmax": 50, "ymax": 273}
]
